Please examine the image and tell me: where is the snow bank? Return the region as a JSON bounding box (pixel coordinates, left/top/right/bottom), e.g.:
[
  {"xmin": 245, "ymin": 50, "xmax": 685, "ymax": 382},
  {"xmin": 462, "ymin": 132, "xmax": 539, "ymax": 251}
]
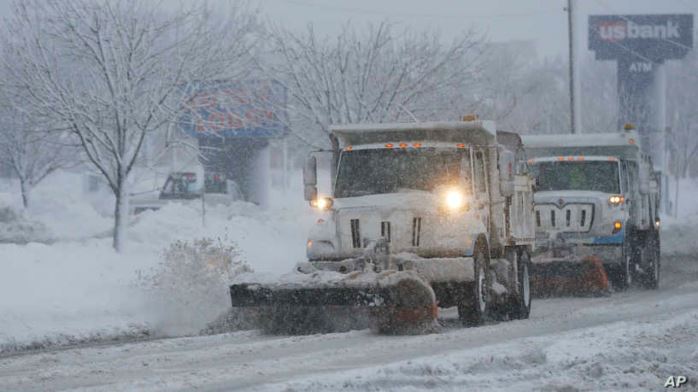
[
  {"xmin": 0, "ymin": 204, "xmax": 52, "ymax": 244},
  {"xmin": 661, "ymin": 215, "xmax": 698, "ymax": 257},
  {"xmin": 0, "ymin": 170, "xmax": 312, "ymax": 352},
  {"xmin": 661, "ymin": 178, "xmax": 698, "ymax": 257},
  {"xmin": 0, "ymin": 172, "xmax": 112, "ymax": 241}
]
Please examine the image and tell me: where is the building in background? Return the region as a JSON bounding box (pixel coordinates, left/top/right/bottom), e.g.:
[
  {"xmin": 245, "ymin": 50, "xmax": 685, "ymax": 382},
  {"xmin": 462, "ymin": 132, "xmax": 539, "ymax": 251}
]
[{"xmin": 179, "ymin": 79, "xmax": 289, "ymax": 208}]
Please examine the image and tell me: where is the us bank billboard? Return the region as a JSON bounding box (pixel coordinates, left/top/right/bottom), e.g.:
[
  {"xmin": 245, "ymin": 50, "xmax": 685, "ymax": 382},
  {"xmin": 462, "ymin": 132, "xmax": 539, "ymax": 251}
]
[{"xmin": 589, "ymin": 14, "xmax": 693, "ymax": 61}]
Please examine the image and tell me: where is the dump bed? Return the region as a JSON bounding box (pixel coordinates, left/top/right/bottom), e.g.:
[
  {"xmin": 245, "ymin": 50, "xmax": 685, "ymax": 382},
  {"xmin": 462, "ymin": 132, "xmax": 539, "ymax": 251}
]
[
  {"xmin": 331, "ymin": 121, "xmax": 497, "ymax": 148},
  {"xmin": 523, "ymin": 132, "xmax": 641, "ymax": 161}
]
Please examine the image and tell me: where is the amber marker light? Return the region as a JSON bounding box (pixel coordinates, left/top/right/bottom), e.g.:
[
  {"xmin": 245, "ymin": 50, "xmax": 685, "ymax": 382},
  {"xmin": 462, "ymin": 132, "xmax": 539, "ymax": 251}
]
[{"xmin": 612, "ymin": 220, "xmax": 623, "ymax": 234}]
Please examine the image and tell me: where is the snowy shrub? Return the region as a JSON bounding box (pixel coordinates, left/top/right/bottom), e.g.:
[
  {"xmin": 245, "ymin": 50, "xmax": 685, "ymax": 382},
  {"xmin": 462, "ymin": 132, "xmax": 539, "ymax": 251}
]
[
  {"xmin": 140, "ymin": 238, "xmax": 252, "ymax": 336},
  {"xmin": 0, "ymin": 204, "xmax": 52, "ymax": 244}
]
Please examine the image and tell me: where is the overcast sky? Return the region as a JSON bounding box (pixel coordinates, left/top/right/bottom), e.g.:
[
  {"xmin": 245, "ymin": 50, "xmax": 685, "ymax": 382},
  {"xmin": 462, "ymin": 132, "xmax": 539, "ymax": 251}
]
[
  {"xmin": 0, "ymin": 0, "xmax": 695, "ymax": 59},
  {"xmin": 249, "ymin": 0, "xmax": 696, "ymax": 59}
]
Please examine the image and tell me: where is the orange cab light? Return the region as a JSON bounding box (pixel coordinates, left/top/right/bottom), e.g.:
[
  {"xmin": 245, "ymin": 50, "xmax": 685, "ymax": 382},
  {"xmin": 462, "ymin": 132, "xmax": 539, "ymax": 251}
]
[
  {"xmin": 577, "ymin": 155, "xmax": 585, "ymax": 161},
  {"xmin": 385, "ymin": 143, "xmax": 394, "ymax": 148},
  {"xmin": 345, "ymin": 146, "xmax": 353, "ymax": 151},
  {"xmin": 399, "ymin": 143, "xmax": 408, "ymax": 149},
  {"xmin": 567, "ymin": 156, "xmax": 574, "ymax": 161},
  {"xmin": 456, "ymin": 143, "xmax": 466, "ymax": 149},
  {"xmin": 412, "ymin": 143, "xmax": 422, "ymax": 148},
  {"xmin": 556, "ymin": 156, "xmax": 565, "ymax": 161}
]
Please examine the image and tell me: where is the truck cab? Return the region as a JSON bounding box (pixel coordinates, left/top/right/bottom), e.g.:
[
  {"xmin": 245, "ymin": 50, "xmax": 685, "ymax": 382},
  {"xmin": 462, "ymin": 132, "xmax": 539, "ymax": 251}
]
[
  {"xmin": 524, "ymin": 130, "xmax": 661, "ymax": 290},
  {"xmin": 302, "ymin": 120, "xmax": 536, "ymax": 324}
]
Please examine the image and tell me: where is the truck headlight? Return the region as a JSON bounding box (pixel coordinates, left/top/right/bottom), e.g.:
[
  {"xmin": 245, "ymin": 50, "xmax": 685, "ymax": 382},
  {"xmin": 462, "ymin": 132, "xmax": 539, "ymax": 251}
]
[
  {"xmin": 310, "ymin": 196, "xmax": 333, "ymax": 211},
  {"xmin": 609, "ymin": 195, "xmax": 625, "ymax": 206},
  {"xmin": 443, "ymin": 189, "xmax": 468, "ymax": 212}
]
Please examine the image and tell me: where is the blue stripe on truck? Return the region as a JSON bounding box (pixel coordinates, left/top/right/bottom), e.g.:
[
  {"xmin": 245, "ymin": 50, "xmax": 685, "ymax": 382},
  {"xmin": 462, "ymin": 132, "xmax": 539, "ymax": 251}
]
[{"xmin": 591, "ymin": 230, "xmax": 624, "ymax": 245}]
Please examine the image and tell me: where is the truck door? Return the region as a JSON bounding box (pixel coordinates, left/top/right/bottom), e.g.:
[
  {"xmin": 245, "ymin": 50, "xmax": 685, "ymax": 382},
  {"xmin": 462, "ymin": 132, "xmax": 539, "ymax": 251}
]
[{"xmin": 472, "ymin": 149, "xmax": 490, "ymax": 234}]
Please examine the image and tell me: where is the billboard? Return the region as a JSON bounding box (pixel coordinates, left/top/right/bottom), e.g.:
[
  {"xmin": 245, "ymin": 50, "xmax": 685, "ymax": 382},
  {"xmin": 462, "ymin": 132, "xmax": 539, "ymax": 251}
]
[
  {"xmin": 589, "ymin": 14, "xmax": 693, "ymax": 62},
  {"xmin": 179, "ymin": 79, "xmax": 288, "ymax": 139}
]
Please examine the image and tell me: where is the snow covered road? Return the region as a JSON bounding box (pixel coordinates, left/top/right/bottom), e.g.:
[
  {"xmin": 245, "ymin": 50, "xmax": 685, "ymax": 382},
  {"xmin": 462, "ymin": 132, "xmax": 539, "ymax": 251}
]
[{"xmin": 1, "ymin": 255, "xmax": 697, "ymax": 392}]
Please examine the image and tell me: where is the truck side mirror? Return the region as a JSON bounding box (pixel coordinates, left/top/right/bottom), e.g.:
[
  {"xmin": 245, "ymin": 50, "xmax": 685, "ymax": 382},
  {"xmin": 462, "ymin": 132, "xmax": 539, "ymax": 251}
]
[{"xmin": 303, "ymin": 155, "xmax": 318, "ymax": 201}]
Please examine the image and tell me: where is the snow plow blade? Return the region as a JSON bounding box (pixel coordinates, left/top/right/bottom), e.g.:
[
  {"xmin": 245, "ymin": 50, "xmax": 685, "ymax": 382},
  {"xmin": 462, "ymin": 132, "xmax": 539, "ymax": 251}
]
[
  {"xmin": 531, "ymin": 256, "xmax": 609, "ymax": 297},
  {"xmin": 230, "ymin": 272, "xmax": 438, "ymax": 335}
]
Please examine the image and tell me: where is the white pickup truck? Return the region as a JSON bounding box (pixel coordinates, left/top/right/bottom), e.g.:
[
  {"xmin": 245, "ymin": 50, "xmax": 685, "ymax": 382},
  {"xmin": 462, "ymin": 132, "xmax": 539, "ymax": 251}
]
[{"xmin": 130, "ymin": 171, "xmax": 243, "ymax": 215}]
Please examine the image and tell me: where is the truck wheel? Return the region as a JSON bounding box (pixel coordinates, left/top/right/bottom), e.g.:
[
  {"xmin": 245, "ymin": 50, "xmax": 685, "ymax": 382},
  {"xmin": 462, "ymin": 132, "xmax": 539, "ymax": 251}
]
[
  {"xmin": 510, "ymin": 249, "xmax": 532, "ymax": 320},
  {"xmin": 610, "ymin": 243, "xmax": 633, "ymax": 291},
  {"xmin": 641, "ymin": 236, "xmax": 660, "ymax": 290},
  {"xmin": 458, "ymin": 242, "xmax": 490, "ymax": 326}
]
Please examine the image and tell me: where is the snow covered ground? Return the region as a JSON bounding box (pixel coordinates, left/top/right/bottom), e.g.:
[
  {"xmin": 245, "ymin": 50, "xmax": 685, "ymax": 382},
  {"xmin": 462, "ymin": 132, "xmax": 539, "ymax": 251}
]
[
  {"xmin": 1, "ymin": 172, "xmax": 698, "ymax": 391},
  {"xmin": 0, "ymin": 171, "xmax": 312, "ymax": 352},
  {"xmin": 0, "ymin": 256, "xmax": 696, "ymax": 391}
]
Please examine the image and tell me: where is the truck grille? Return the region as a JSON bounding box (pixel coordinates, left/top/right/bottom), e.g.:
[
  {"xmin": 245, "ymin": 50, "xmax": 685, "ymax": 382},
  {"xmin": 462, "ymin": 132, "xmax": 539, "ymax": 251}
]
[
  {"xmin": 535, "ymin": 203, "xmax": 594, "ymax": 232},
  {"xmin": 381, "ymin": 221, "xmax": 391, "ymax": 242},
  {"xmin": 412, "ymin": 217, "xmax": 422, "ymax": 246},
  {"xmin": 350, "ymin": 219, "xmax": 361, "ymax": 248}
]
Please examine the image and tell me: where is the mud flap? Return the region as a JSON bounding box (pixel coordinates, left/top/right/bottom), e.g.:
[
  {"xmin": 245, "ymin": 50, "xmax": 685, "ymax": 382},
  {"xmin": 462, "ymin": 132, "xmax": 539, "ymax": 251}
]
[{"xmin": 530, "ymin": 256, "xmax": 609, "ymax": 297}]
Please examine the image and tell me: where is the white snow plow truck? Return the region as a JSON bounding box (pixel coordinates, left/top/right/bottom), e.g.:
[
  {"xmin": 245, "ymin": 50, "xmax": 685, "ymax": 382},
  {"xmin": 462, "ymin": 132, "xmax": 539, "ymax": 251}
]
[
  {"xmin": 230, "ymin": 119, "xmax": 536, "ymax": 334},
  {"xmin": 523, "ymin": 127, "xmax": 661, "ymax": 295}
]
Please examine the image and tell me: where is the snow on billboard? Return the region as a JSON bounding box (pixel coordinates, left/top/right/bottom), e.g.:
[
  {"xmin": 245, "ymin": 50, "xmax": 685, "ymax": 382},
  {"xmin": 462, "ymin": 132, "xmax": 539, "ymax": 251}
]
[{"xmin": 179, "ymin": 80, "xmax": 288, "ymax": 139}]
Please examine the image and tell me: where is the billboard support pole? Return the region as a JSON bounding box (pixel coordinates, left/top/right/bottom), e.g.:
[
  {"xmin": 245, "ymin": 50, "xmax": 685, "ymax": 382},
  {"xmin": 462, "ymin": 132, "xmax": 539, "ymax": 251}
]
[{"xmin": 567, "ymin": 0, "xmax": 576, "ymax": 134}]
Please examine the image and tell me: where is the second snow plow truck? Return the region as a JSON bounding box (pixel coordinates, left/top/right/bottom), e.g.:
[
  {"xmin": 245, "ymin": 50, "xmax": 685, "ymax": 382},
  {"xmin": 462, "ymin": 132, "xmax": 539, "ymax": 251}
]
[
  {"xmin": 230, "ymin": 119, "xmax": 536, "ymax": 334},
  {"xmin": 523, "ymin": 127, "xmax": 661, "ymax": 296}
]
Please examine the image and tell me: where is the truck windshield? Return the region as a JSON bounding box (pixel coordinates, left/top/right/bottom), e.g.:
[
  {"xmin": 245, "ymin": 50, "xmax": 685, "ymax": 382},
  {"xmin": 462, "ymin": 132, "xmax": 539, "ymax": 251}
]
[
  {"xmin": 531, "ymin": 161, "xmax": 620, "ymax": 194},
  {"xmin": 334, "ymin": 148, "xmax": 470, "ymax": 198}
]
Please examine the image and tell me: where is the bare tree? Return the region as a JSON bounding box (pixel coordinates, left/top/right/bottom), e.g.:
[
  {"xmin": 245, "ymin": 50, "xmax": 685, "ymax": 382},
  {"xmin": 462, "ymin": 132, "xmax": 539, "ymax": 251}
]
[
  {"xmin": 449, "ymin": 41, "xmax": 573, "ymax": 136},
  {"xmin": 1, "ymin": 0, "xmax": 259, "ymax": 251},
  {"xmin": 0, "ymin": 101, "xmax": 75, "ymax": 208},
  {"xmin": 664, "ymin": 51, "xmax": 698, "ymax": 215},
  {"xmin": 263, "ymin": 22, "xmax": 484, "ymax": 170}
]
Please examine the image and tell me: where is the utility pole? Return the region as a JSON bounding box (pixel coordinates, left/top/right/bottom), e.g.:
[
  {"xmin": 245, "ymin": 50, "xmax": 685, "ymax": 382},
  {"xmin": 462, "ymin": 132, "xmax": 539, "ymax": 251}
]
[{"xmin": 566, "ymin": 0, "xmax": 577, "ymax": 134}]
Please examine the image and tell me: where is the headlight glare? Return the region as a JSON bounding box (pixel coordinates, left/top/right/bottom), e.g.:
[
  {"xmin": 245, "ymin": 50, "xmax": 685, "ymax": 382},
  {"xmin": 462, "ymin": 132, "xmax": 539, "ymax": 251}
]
[
  {"xmin": 443, "ymin": 189, "xmax": 467, "ymax": 212},
  {"xmin": 609, "ymin": 195, "xmax": 625, "ymax": 206},
  {"xmin": 310, "ymin": 196, "xmax": 333, "ymax": 210}
]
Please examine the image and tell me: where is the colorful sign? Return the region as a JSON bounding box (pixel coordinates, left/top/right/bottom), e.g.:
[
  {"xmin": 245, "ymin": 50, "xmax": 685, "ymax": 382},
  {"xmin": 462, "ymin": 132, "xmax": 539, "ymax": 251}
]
[
  {"xmin": 179, "ymin": 79, "xmax": 288, "ymax": 139},
  {"xmin": 589, "ymin": 14, "xmax": 693, "ymax": 61}
]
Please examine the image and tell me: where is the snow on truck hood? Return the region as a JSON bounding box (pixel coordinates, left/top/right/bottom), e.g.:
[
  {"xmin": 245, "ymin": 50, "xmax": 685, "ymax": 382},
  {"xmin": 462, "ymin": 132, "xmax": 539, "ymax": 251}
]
[{"xmin": 333, "ymin": 191, "xmax": 443, "ymax": 211}]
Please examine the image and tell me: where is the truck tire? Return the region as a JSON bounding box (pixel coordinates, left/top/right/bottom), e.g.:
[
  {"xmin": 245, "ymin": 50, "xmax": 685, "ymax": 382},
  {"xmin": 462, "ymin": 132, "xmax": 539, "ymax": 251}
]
[
  {"xmin": 458, "ymin": 241, "xmax": 490, "ymax": 326},
  {"xmin": 610, "ymin": 239, "xmax": 633, "ymax": 291},
  {"xmin": 641, "ymin": 234, "xmax": 660, "ymax": 290},
  {"xmin": 510, "ymin": 249, "xmax": 532, "ymax": 320}
]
